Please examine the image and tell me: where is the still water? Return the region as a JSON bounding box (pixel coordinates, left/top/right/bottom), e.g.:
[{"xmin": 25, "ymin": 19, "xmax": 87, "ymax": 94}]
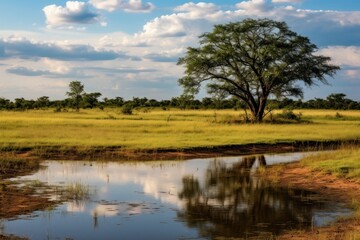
[{"xmin": 1, "ymin": 152, "xmax": 351, "ymax": 239}]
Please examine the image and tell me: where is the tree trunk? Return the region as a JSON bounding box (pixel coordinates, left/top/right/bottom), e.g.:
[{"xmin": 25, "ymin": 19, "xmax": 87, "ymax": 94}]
[{"xmin": 247, "ymin": 97, "xmax": 267, "ymax": 123}]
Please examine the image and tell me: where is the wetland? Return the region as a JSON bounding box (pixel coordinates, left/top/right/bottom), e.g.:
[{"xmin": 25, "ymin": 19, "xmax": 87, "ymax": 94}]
[{"xmin": 0, "ymin": 152, "xmax": 353, "ymax": 239}]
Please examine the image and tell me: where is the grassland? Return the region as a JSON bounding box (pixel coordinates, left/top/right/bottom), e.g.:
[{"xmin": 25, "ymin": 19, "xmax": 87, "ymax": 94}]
[
  {"xmin": 301, "ymin": 147, "xmax": 360, "ymax": 180},
  {"xmin": 0, "ymin": 108, "xmax": 359, "ymax": 157}
]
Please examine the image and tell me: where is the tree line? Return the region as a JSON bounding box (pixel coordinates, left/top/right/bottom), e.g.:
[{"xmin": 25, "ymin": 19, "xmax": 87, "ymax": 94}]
[{"xmin": 0, "ymin": 89, "xmax": 359, "ymax": 111}]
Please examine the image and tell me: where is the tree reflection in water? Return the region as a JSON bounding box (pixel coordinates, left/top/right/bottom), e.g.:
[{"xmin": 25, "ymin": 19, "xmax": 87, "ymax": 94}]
[{"xmin": 178, "ymin": 155, "xmax": 327, "ymax": 238}]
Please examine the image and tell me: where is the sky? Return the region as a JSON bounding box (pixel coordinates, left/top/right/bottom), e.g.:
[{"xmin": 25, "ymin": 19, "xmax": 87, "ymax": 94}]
[{"xmin": 0, "ymin": 0, "xmax": 360, "ymax": 101}]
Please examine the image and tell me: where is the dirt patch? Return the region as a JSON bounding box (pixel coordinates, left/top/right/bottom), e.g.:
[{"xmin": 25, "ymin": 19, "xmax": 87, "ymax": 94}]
[
  {"xmin": 0, "ymin": 183, "xmax": 56, "ymax": 240},
  {"xmin": 0, "ymin": 160, "xmax": 58, "ymax": 240},
  {"xmin": 261, "ymin": 162, "xmax": 360, "ymax": 239},
  {"xmin": 0, "ymin": 184, "xmax": 54, "ymax": 219}
]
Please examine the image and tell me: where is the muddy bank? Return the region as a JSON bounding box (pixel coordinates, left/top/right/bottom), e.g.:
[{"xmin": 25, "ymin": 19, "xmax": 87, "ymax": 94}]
[
  {"xmin": 261, "ymin": 162, "xmax": 360, "ymax": 239},
  {"xmin": 3, "ymin": 139, "xmax": 359, "ymax": 161},
  {"xmin": 0, "ymin": 161, "xmax": 57, "ymax": 240}
]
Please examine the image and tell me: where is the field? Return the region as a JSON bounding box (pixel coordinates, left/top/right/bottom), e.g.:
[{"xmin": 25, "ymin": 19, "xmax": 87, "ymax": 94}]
[{"xmin": 0, "ymin": 108, "xmax": 360, "ymax": 153}]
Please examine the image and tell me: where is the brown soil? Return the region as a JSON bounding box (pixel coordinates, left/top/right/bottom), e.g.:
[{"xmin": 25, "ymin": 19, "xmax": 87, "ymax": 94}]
[
  {"xmin": 0, "ymin": 164, "xmax": 57, "ymax": 240},
  {"xmin": 0, "ymin": 184, "xmax": 54, "ymax": 219},
  {"xmin": 262, "ymin": 162, "xmax": 360, "ymax": 240},
  {"xmin": 0, "ymin": 183, "xmax": 56, "ymax": 240},
  {"xmin": 5, "ymin": 139, "xmax": 359, "ymax": 161}
]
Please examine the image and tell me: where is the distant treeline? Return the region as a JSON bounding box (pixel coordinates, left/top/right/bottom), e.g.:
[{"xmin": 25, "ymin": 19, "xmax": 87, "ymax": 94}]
[{"xmin": 0, "ymin": 93, "xmax": 359, "ymax": 111}]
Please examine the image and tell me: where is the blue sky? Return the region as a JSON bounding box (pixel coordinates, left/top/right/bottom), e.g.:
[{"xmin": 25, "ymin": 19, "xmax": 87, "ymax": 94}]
[{"xmin": 0, "ymin": 0, "xmax": 360, "ymax": 100}]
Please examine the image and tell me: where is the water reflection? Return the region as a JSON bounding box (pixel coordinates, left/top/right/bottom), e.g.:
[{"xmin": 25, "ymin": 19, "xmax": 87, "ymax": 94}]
[
  {"xmin": 178, "ymin": 155, "xmax": 344, "ymax": 238},
  {"xmin": 1, "ymin": 153, "xmax": 351, "ymax": 240}
]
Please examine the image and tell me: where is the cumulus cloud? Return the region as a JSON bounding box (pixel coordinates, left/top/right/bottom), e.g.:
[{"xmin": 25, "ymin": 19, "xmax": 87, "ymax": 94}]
[
  {"xmin": 174, "ymin": 2, "xmax": 219, "ymax": 15},
  {"xmin": 43, "ymin": 1, "xmax": 106, "ymax": 29},
  {"xmin": 138, "ymin": 2, "xmax": 227, "ymax": 39},
  {"xmin": 0, "ymin": 37, "xmax": 129, "ymax": 61},
  {"xmin": 235, "ymin": 0, "xmax": 273, "ymax": 14},
  {"xmin": 272, "ymin": 0, "xmax": 302, "ymax": 3},
  {"xmin": 317, "ymin": 46, "xmax": 360, "ymax": 67},
  {"xmin": 90, "ymin": 0, "xmax": 154, "ymax": 13},
  {"xmin": 135, "ymin": 0, "xmax": 360, "ymax": 46}
]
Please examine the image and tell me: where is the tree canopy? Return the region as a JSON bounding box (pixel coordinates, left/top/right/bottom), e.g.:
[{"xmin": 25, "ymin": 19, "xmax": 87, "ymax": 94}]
[
  {"xmin": 66, "ymin": 81, "xmax": 85, "ymax": 111},
  {"xmin": 178, "ymin": 18, "xmax": 340, "ymax": 122}
]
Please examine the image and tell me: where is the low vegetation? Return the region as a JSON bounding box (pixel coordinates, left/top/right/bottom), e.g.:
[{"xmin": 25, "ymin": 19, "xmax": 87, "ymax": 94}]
[
  {"xmin": 60, "ymin": 183, "xmax": 90, "ymax": 201},
  {"xmin": 0, "ymin": 156, "xmax": 40, "ymax": 179},
  {"xmin": 301, "ymin": 147, "xmax": 360, "ymax": 180}
]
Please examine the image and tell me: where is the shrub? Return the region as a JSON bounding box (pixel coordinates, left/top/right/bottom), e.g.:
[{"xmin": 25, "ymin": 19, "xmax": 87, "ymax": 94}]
[
  {"xmin": 276, "ymin": 109, "xmax": 302, "ymax": 122},
  {"xmin": 121, "ymin": 103, "xmax": 134, "ymax": 115}
]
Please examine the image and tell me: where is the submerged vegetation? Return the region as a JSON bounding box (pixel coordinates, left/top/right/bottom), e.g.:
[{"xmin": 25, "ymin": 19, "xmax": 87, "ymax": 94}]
[
  {"xmin": 0, "ymin": 157, "xmax": 40, "ymax": 179},
  {"xmin": 61, "ymin": 183, "xmax": 90, "ymax": 201}
]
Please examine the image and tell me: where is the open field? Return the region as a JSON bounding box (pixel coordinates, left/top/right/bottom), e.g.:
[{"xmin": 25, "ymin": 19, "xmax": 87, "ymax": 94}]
[{"xmin": 0, "ymin": 109, "xmax": 360, "ymax": 154}]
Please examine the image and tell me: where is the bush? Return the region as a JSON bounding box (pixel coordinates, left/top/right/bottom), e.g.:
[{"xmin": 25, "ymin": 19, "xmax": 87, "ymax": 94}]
[
  {"xmin": 335, "ymin": 112, "xmax": 344, "ymax": 119},
  {"xmin": 276, "ymin": 109, "xmax": 302, "ymax": 122},
  {"xmin": 121, "ymin": 103, "xmax": 134, "ymax": 115}
]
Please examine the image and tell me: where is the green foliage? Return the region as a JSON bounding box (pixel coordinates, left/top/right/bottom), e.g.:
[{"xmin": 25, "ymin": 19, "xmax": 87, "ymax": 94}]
[
  {"xmin": 1, "ymin": 93, "xmax": 359, "ymax": 112},
  {"xmin": 178, "ymin": 18, "xmax": 340, "ymax": 122},
  {"xmin": 276, "ymin": 109, "xmax": 302, "ymax": 122},
  {"xmin": 66, "ymin": 81, "xmax": 84, "ymax": 111},
  {"xmin": 121, "ymin": 103, "xmax": 134, "ymax": 115},
  {"xmin": 62, "ymin": 183, "xmax": 90, "ymax": 201}
]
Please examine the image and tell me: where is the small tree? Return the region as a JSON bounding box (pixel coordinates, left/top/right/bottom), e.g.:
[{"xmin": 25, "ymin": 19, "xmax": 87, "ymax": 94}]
[
  {"xmin": 178, "ymin": 18, "xmax": 340, "ymax": 122},
  {"xmin": 82, "ymin": 92, "xmax": 102, "ymax": 109},
  {"xmin": 66, "ymin": 81, "xmax": 84, "ymax": 111}
]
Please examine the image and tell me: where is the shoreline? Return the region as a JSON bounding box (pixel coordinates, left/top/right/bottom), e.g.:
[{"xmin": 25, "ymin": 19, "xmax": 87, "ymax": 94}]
[
  {"xmin": 261, "ymin": 162, "xmax": 360, "ymax": 239},
  {"xmin": 1, "ymin": 141, "xmax": 360, "ymax": 239},
  {"xmin": 2, "ymin": 139, "xmax": 359, "ymax": 161}
]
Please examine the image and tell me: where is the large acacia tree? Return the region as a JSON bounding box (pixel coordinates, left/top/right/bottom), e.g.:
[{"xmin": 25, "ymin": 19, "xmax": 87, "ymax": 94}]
[{"xmin": 178, "ymin": 19, "xmax": 340, "ymax": 122}]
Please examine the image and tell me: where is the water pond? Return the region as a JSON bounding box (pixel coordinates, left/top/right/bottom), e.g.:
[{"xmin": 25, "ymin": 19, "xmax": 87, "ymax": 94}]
[{"xmin": 0, "ymin": 152, "xmax": 352, "ymax": 239}]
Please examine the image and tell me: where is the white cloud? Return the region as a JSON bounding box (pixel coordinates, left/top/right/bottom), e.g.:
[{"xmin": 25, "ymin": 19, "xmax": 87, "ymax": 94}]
[
  {"xmin": 272, "ymin": 0, "xmax": 302, "ymax": 3},
  {"xmin": 174, "ymin": 2, "xmax": 220, "ymax": 16},
  {"xmin": 43, "ymin": 1, "xmax": 106, "ymax": 29},
  {"xmin": 235, "ymin": 0, "xmax": 273, "ymax": 14},
  {"xmin": 138, "ymin": 2, "xmax": 228, "ymax": 39},
  {"xmin": 317, "ymin": 46, "xmax": 360, "ymax": 67},
  {"xmin": 344, "ymin": 69, "xmax": 360, "ymax": 79},
  {"xmin": 90, "ymin": 0, "xmax": 154, "ymax": 13}
]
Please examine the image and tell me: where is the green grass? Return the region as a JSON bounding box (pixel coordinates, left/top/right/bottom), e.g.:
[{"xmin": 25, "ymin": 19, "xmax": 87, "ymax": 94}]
[
  {"xmin": 301, "ymin": 147, "xmax": 360, "ymax": 180},
  {"xmin": 0, "ymin": 108, "xmax": 360, "ymax": 151},
  {"xmin": 61, "ymin": 183, "xmax": 90, "ymax": 201}
]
